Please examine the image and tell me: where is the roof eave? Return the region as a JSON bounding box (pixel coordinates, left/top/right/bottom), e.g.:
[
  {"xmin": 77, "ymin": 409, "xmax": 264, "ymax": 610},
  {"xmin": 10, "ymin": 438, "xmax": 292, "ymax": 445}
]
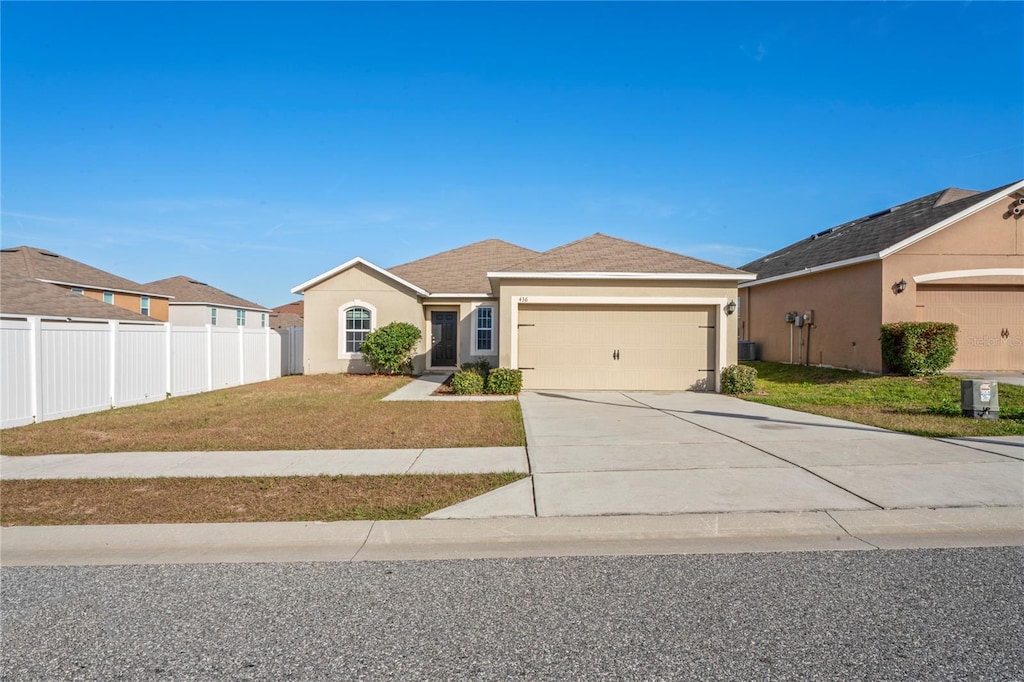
[
  {"xmin": 291, "ymin": 257, "xmax": 430, "ymax": 296},
  {"xmin": 487, "ymin": 271, "xmax": 755, "ymax": 282}
]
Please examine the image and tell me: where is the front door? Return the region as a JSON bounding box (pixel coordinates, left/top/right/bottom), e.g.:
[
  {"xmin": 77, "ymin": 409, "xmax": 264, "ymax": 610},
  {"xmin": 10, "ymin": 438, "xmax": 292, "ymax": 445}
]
[{"xmin": 431, "ymin": 311, "xmax": 458, "ymax": 366}]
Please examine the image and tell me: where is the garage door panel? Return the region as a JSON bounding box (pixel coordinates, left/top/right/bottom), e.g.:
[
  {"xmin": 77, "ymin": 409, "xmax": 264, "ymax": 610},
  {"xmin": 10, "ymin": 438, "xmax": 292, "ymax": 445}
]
[
  {"xmin": 518, "ymin": 305, "xmax": 715, "ymax": 391},
  {"xmin": 916, "ymin": 286, "xmax": 1023, "ymax": 371}
]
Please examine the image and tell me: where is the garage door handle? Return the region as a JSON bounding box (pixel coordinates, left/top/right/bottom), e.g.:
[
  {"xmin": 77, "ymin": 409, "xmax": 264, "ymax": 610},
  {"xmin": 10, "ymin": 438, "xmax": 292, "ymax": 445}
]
[{"xmin": 613, "ymin": 350, "xmax": 619, "ymax": 360}]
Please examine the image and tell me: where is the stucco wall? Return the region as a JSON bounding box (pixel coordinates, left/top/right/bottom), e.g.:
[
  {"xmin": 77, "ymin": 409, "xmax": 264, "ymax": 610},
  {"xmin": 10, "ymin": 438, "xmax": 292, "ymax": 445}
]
[
  {"xmin": 303, "ymin": 264, "xmax": 424, "ymax": 374},
  {"xmin": 167, "ymin": 305, "xmax": 269, "ymax": 329},
  {"xmin": 739, "ymin": 261, "xmax": 883, "ymax": 371},
  {"xmin": 494, "ymin": 278, "xmax": 741, "ymax": 374},
  {"xmin": 421, "ymin": 299, "xmax": 500, "ymax": 370}
]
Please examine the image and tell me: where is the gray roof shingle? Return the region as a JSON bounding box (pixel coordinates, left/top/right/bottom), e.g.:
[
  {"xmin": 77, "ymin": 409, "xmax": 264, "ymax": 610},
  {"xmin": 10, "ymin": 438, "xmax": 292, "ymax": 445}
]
[
  {"xmin": 0, "ymin": 270, "xmax": 156, "ymax": 321},
  {"xmin": 501, "ymin": 233, "xmax": 749, "ymax": 275},
  {"xmin": 740, "ymin": 182, "xmax": 1017, "ymax": 280},
  {"xmin": 1, "ymin": 245, "xmax": 170, "ymax": 297},
  {"xmin": 143, "ymin": 275, "xmax": 268, "ymax": 311},
  {"xmin": 388, "ymin": 239, "xmax": 540, "ymax": 294}
]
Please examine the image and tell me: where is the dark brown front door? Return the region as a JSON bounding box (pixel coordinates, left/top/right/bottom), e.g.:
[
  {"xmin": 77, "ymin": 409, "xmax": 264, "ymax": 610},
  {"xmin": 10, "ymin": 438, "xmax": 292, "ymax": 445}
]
[{"xmin": 431, "ymin": 311, "xmax": 458, "ymax": 366}]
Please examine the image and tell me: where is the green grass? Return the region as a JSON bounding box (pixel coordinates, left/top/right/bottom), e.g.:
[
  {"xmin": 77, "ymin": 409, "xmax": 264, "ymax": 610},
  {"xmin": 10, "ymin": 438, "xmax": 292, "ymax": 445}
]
[{"xmin": 738, "ymin": 361, "xmax": 1024, "ymax": 438}]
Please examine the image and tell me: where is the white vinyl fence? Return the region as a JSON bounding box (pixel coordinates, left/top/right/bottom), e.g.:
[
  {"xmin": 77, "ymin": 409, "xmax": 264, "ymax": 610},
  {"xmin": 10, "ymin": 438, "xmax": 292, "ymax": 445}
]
[
  {"xmin": 279, "ymin": 326, "xmax": 304, "ymax": 376},
  {"xmin": 1, "ymin": 316, "xmax": 283, "ymax": 429}
]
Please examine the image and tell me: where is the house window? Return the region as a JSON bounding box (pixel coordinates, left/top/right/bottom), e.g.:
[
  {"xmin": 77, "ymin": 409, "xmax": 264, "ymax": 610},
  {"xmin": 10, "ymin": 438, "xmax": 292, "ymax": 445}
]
[
  {"xmin": 71, "ymin": 288, "xmax": 84, "ymax": 295},
  {"xmin": 236, "ymin": 310, "xmax": 246, "ymax": 326},
  {"xmin": 261, "ymin": 313, "xmax": 267, "ymax": 328},
  {"xmin": 475, "ymin": 306, "xmax": 493, "ymax": 352},
  {"xmin": 102, "ymin": 292, "xmax": 114, "ymax": 305},
  {"xmin": 211, "ymin": 308, "xmax": 218, "ymax": 325},
  {"xmin": 140, "ymin": 296, "xmax": 150, "ymax": 316},
  {"xmin": 345, "ymin": 307, "xmax": 372, "ymax": 353}
]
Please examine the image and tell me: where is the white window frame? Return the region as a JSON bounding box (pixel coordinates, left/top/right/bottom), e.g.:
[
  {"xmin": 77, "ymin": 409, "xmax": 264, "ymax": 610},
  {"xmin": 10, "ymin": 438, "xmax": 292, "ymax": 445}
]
[
  {"xmin": 140, "ymin": 296, "xmax": 150, "ymax": 316},
  {"xmin": 210, "ymin": 308, "xmax": 218, "ymax": 325},
  {"xmin": 338, "ymin": 300, "xmax": 377, "ymax": 359},
  {"xmin": 102, "ymin": 291, "xmax": 114, "ymax": 305},
  {"xmin": 260, "ymin": 313, "xmax": 267, "ymax": 328},
  {"xmin": 236, "ymin": 309, "xmax": 246, "ymax": 326},
  {"xmin": 71, "ymin": 287, "xmax": 84, "ymax": 295},
  {"xmin": 473, "ymin": 304, "xmax": 497, "ymax": 355}
]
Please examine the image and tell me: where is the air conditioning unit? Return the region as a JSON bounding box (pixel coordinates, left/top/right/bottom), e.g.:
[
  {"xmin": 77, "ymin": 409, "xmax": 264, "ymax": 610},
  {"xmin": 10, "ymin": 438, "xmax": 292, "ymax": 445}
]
[{"xmin": 738, "ymin": 341, "xmax": 758, "ymax": 361}]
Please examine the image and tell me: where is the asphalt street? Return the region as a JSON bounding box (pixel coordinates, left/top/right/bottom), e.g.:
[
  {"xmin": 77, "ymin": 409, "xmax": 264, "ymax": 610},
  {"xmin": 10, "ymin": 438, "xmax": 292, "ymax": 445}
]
[{"xmin": 2, "ymin": 547, "xmax": 1022, "ymax": 680}]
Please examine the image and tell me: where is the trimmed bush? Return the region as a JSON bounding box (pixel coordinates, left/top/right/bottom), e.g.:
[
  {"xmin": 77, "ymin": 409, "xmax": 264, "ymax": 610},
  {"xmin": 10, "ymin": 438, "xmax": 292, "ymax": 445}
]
[
  {"xmin": 459, "ymin": 359, "xmax": 491, "ymax": 380},
  {"xmin": 451, "ymin": 370, "xmax": 485, "ymax": 395},
  {"xmin": 360, "ymin": 322, "xmax": 421, "ymax": 375},
  {"xmin": 880, "ymin": 322, "xmax": 959, "ymax": 376},
  {"xmin": 485, "ymin": 368, "xmax": 523, "ymax": 395},
  {"xmin": 721, "ymin": 364, "xmax": 757, "ymax": 394}
]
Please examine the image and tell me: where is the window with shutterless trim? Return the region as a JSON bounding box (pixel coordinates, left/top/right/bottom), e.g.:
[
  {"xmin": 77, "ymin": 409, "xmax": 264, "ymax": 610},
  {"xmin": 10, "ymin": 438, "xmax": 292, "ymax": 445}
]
[
  {"xmin": 344, "ymin": 307, "xmax": 372, "ymax": 353},
  {"xmin": 102, "ymin": 292, "xmax": 114, "ymax": 304},
  {"xmin": 71, "ymin": 288, "xmax": 84, "ymax": 295},
  {"xmin": 236, "ymin": 309, "xmax": 246, "ymax": 326},
  {"xmin": 211, "ymin": 308, "xmax": 218, "ymax": 325},
  {"xmin": 475, "ymin": 306, "xmax": 494, "ymax": 352},
  {"xmin": 140, "ymin": 296, "xmax": 150, "ymax": 316}
]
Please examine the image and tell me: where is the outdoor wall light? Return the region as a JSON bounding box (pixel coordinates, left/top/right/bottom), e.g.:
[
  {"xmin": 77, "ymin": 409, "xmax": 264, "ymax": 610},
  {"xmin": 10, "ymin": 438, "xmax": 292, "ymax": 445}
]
[
  {"xmin": 894, "ymin": 278, "xmax": 907, "ymax": 294},
  {"xmin": 725, "ymin": 300, "xmax": 737, "ymax": 315}
]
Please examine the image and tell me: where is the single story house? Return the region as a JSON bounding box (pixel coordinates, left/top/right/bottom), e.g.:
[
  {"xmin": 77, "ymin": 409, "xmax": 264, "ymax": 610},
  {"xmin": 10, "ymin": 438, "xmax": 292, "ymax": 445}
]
[
  {"xmin": 738, "ymin": 179, "xmax": 1024, "ymax": 373},
  {"xmin": 292, "ymin": 233, "xmax": 754, "ymax": 391},
  {"xmin": 2, "ymin": 245, "xmax": 172, "ymax": 320},
  {"xmin": 144, "ymin": 276, "xmax": 272, "ymax": 329}
]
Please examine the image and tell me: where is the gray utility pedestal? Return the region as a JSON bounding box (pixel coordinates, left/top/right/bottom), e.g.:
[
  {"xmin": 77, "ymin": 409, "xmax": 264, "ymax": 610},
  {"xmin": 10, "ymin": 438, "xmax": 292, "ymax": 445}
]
[{"xmin": 961, "ymin": 379, "xmax": 999, "ymax": 419}]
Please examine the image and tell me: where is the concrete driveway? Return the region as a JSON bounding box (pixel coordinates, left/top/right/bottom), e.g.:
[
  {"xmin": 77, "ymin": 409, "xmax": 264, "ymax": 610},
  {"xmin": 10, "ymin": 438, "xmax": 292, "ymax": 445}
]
[{"xmin": 519, "ymin": 391, "xmax": 1024, "ymax": 517}]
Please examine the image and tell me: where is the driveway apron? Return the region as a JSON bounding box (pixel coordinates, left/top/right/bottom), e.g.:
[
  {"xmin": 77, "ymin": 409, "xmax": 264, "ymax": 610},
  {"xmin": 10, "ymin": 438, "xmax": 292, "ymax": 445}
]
[{"xmin": 519, "ymin": 391, "xmax": 1023, "ymax": 517}]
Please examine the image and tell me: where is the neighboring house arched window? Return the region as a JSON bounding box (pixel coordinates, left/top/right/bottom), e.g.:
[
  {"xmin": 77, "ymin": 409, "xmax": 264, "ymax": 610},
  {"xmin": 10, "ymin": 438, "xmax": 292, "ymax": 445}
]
[{"xmin": 339, "ymin": 302, "xmax": 376, "ymax": 357}]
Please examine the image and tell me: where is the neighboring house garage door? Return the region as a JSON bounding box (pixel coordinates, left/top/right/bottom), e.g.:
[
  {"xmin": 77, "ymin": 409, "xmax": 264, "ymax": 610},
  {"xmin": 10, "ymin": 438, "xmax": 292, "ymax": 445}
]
[
  {"xmin": 517, "ymin": 304, "xmax": 716, "ymax": 391},
  {"xmin": 916, "ymin": 285, "xmax": 1024, "ymax": 371}
]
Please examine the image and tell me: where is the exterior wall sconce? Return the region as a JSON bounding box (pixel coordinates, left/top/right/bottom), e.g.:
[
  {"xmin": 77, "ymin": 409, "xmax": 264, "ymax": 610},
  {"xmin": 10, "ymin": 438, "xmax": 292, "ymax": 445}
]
[
  {"xmin": 894, "ymin": 278, "xmax": 907, "ymax": 294},
  {"xmin": 725, "ymin": 300, "xmax": 737, "ymax": 315}
]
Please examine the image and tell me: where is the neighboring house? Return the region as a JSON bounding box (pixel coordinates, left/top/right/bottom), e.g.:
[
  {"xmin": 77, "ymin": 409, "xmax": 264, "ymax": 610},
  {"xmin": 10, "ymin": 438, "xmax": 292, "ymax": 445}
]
[
  {"xmin": 270, "ymin": 300, "xmax": 304, "ymax": 329},
  {"xmin": 292, "ymin": 234, "xmax": 754, "ymax": 391},
  {"xmin": 143, "ymin": 276, "xmax": 272, "ymax": 329},
  {"xmin": 739, "ymin": 180, "xmax": 1024, "ymax": 373},
  {"xmin": 1, "ymin": 245, "xmax": 172, "ymax": 320},
  {"xmin": 1, "ymin": 268, "xmax": 155, "ymax": 322}
]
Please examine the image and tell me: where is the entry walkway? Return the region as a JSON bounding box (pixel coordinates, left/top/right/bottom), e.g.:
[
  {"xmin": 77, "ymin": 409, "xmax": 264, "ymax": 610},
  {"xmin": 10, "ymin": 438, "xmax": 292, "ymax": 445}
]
[{"xmin": 0, "ymin": 447, "xmax": 529, "ymax": 479}]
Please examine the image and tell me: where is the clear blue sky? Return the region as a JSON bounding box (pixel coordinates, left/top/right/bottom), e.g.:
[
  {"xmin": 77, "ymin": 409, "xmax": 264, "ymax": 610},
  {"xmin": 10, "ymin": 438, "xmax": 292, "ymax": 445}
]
[{"xmin": 2, "ymin": 2, "xmax": 1021, "ymax": 308}]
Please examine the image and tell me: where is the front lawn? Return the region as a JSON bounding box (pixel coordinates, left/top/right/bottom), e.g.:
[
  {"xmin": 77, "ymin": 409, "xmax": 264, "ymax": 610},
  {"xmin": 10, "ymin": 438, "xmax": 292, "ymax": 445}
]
[
  {"xmin": 1, "ymin": 374, "xmax": 526, "ymax": 456},
  {"xmin": 740, "ymin": 362, "xmax": 1024, "ymax": 438},
  {"xmin": 0, "ymin": 473, "xmax": 526, "ymax": 525}
]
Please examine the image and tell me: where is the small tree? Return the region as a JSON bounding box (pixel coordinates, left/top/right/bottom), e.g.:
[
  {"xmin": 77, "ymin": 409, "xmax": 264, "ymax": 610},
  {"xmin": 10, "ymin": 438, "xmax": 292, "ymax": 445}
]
[{"xmin": 360, "ymin": 322, "xmax": 421, "ymax": 374}]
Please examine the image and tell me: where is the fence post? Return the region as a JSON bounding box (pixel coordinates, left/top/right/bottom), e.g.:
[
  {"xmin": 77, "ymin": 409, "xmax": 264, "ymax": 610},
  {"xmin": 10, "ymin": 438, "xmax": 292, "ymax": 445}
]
[
  {"xmin": 165, "ymin": 322, "xmax": 173, "ymax": 397},
  {"xmin": 206, "ymin": 324, "xmax": 214, "ymax": 391},
  {"xmin": 265, "ymin": 326, "xmax": 272, "ymax": 380},
  {"xmin": 109, "ymin": 320, "xmax": 119, "ymax": 408},
  {"xmin": 239, "ymin": 325, "xmax": 245, "ymax": 385},
  {"xmin": 28, "ymin": 316, "xmax": 43, "ymax": 423}
]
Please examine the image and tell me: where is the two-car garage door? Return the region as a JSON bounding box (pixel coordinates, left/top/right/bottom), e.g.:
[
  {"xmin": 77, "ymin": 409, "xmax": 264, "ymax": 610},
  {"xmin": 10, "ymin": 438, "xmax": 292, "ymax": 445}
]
[{"xmin": 517, "ymin": 304, "xmax": 716, "ymax": 391}]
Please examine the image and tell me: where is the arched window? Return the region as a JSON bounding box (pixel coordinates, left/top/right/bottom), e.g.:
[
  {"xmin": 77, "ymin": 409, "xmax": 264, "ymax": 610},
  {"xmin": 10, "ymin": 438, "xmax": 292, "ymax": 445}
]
[{"xmin": 344, "ymin": 307, "xmax": 372, "ymax": 353}]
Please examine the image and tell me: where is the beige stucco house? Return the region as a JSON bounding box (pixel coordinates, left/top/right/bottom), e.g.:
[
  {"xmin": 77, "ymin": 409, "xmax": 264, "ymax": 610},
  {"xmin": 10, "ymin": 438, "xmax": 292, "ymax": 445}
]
[
  {"xmin": 144, "ymin": 276, "xmax": 272, "ymax": 329},
  {"xmin": 738, "ymin": 180, "xmax": 1024, "ymax": 373},
  {"xmin": 292, "ymin": 234, "xmax": 754, "ymax": 391}
]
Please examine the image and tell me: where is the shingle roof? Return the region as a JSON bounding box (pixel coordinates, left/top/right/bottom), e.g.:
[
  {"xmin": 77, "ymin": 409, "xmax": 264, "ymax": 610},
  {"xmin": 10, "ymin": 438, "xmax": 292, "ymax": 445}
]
[
  {"xmin": 1, "ymin": 245, "xmax": 170, "ymax": 297},
  {"xmin": 270, "ymin": 312, "xmax": 304, "ymax": 329},
  {"xmin": 143, "ymin": 275, "xmax": 268, "ymax": 311},
  {"xmin": 0, "ymin": 270, "xmax": 155, "ymax": 321},
  {"xmin": 501, "ymin": 233, "xmax": 749, "ymax": 275},
  {"xmin": 740, "ymin": 182, "xmax": 1017, "ymax": 281},
  {"xmin": 272, "ymin": 300, "xmax": 304, "ymax": 316},
  {"xmin": 388, "ymin": 239, "xmax": 540, "ymax": 294}
]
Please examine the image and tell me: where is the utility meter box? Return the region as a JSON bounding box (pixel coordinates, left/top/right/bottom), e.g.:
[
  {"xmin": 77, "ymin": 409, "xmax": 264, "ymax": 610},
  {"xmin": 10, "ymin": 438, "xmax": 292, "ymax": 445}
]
[{"xmin": 961, "ymin": 380, "xmax": 999, "ymax": 419}]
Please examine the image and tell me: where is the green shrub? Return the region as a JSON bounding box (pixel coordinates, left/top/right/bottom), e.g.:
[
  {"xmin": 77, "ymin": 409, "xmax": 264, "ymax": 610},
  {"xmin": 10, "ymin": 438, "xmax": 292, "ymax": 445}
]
[
  {"xmin": 459, "ymin": 359, "xmax": 491, "ymax": 380},
  {"xmin": 451, "ymin": 370, "xmax": 485, "ymax": 395},
  {"xmin": 880, "ymin": 322, "xmax": 959, "ymax": 376},
  {"xmin": 485, "ymin": 368, "xmax": 523, "ymax": 395},
  {"xmin": 360, "ymin": 322, "xmax": 421, "ymax": 375},
  {"xmin": 721, "ymin": 364, "xmax": 757, "ymax": 394}
]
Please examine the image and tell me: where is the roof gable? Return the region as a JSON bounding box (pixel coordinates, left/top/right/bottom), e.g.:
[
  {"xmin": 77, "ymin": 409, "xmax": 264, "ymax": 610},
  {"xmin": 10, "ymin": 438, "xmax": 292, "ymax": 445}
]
[
  {"xmin": 496, "ymin": 233, "xmax": 749, "ymax": 276},
  {"xmin": 741, "ymin": 180, "xmax": 1023, "ymax": 282},
  {"xmin": 388, "ymin": 239, "xmax": 540, "ymax": 294},
  {"xmin": 1, "ymin": 246, "xmax": 170, "ymax": 297},
  {"xmin": 144, "ymin": 275, "xmax": 268, "ymax": 311}
]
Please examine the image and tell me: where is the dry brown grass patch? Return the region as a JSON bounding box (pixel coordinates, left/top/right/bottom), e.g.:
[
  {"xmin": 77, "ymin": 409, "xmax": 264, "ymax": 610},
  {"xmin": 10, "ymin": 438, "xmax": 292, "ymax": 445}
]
[
  {"xmin": 0, "ymin": 473, "xmax": 526, "ymax": 525},
  {"xmin": 2, "ymin": 374, "xmax": 526, "ymax": 455}
]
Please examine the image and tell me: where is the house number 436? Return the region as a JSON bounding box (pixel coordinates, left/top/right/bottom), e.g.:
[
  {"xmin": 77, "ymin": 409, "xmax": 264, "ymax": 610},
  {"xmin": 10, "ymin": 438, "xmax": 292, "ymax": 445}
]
[{"xmin": 518, "ymin": 297, "xmax": 529, "ymax": 303}]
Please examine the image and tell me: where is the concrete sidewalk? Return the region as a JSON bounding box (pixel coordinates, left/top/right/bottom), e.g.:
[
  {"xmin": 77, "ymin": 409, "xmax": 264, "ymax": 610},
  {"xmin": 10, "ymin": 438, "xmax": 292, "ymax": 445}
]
[
  {"xmin": 2, "ymin": 507, "xmax": 1020, "ymax": 567},
  {"xmin": 0, "ymin": 447, "xmax": 530, "ymax": 479}
]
